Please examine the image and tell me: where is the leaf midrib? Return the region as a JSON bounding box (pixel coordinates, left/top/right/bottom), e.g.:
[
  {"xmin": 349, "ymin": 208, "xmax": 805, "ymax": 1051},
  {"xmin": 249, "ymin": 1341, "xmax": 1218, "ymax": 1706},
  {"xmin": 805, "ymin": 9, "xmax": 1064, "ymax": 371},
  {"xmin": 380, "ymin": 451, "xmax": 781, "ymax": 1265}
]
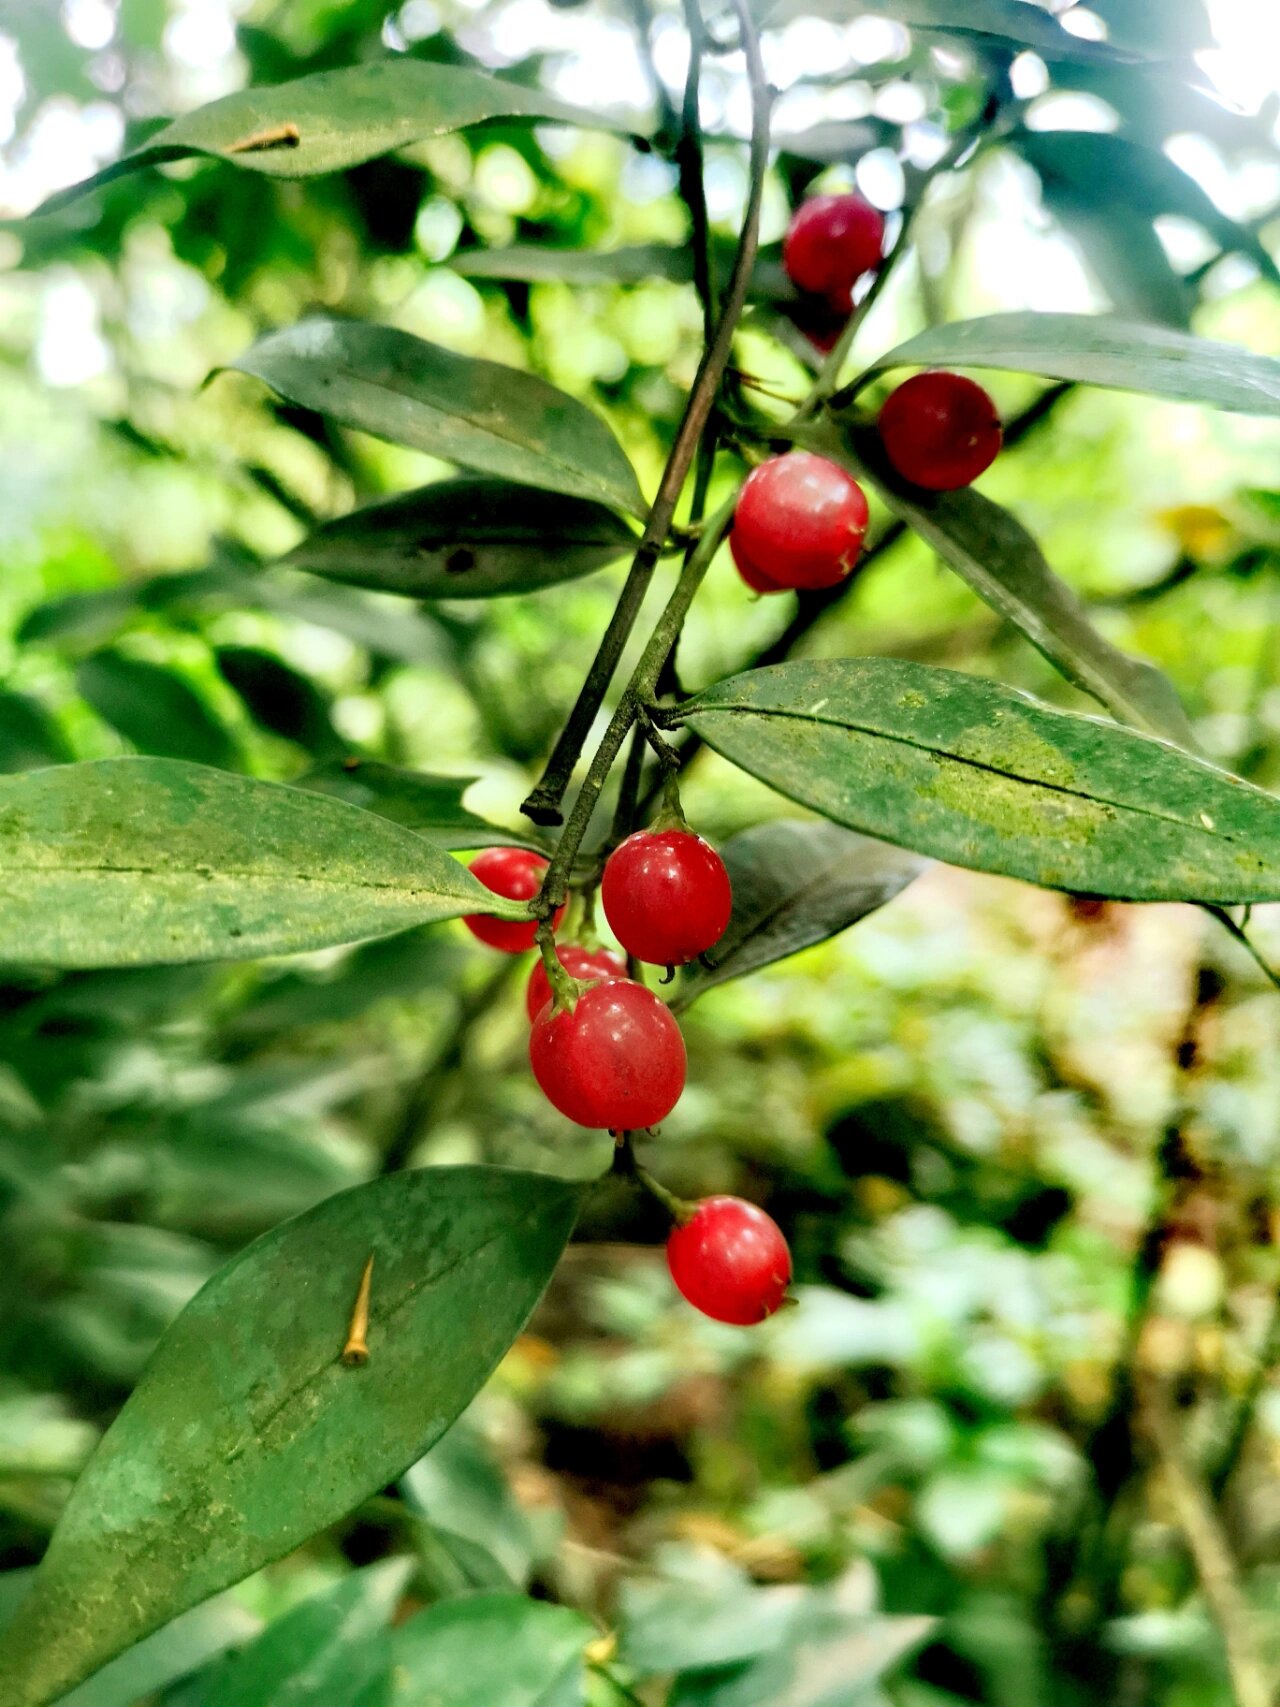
[{"xmin": 690, "ymin": 701, "xmax": 1255, "ymax": 846}]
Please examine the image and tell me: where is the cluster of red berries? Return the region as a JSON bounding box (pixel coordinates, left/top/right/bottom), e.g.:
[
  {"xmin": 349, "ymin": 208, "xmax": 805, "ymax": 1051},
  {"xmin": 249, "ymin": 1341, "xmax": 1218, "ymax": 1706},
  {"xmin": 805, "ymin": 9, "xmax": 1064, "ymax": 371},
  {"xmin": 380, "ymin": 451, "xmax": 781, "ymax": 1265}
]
[
  {"xmin": 463, "ymin": 837, "xmax": 791, "ymax": 1324},
  {"xmin": 730, "ymin": 194, "xmax": 1001, "ymax": 598}
]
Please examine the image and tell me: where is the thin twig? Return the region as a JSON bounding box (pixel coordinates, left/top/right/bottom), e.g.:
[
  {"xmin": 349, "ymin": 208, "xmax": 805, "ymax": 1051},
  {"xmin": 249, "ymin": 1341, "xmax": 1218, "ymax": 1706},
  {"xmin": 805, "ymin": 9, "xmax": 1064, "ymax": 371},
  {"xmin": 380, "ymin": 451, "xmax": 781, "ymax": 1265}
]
[
  {"xmin": 521, "ymin": 1, "xmax": 771, "ymax": 828},
  {"xmin": 1211, "ymin": 1289, "xmax": 1280, "ymax": 1501},
  {"xmin": 1141, "ymin": 1377, "xmax": 1275, "ymax": 1707}
]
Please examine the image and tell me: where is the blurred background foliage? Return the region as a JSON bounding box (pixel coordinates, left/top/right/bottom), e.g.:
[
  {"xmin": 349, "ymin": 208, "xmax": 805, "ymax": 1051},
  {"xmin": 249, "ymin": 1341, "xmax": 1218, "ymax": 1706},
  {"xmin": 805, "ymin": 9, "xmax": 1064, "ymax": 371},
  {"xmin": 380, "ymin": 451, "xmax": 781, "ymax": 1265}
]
[{"xmin": 1, "ymin": 0, "xmax": 1280, "ymax": 1702}]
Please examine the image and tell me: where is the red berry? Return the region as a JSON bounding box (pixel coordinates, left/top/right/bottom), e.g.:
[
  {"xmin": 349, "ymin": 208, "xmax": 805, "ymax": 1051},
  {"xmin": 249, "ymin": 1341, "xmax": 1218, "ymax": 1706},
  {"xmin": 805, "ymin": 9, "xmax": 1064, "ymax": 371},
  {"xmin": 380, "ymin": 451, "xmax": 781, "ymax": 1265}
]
[
  {"xmin": 878, "ymin": 371, "xmax": 1003, "ymax": 491},
  {"xmin": 667, "ymin": 1197, "xmax": 791, "ymax": 1325},
  {"xmin": 602, "ymin": 829, "xmax": 733, "ymax": 967},
  {"xmin": 529, "ymin": 977, "xmax": 686, "ymax": 1129},
  {"xmin": 732, "ymin": 453, "xmax": 869, "ymax": 591},
  {"xmin": 463, "ymin": 847, "xmax": 563, "ymax": 953},
  {"xmin": 730, "ymin": 532, "xmax": 788, "ymax": 596},
  {"xmin": 525, "ymin": 943, "xmax": 627, "ymax": 1021},
  {"xmin": 783, "ymin": 193, "xmax": 885, "ymax": 307}
]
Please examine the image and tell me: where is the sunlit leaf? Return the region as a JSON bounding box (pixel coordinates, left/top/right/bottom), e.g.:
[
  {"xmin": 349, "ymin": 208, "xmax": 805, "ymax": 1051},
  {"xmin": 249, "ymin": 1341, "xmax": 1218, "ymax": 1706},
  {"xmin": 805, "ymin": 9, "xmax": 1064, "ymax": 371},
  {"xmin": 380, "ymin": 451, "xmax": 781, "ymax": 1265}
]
[
  {"xmin": 0, "ymin": 1168, "xmax": 580, "ymax": 1706},
  {"xmin": 0, "ymin": 757, "xmax": 528, "ymax": 968},
  {"xmin": 297, "ymin": 761, "xmax": 546, "ymax": 852},
  {"xmin": 387, "ymin": 1593, "xmax": 592, "ymax": 1707},
  {"xmin": 671, "ymin": 659, "xmax": 1280, "ymax": 903}
]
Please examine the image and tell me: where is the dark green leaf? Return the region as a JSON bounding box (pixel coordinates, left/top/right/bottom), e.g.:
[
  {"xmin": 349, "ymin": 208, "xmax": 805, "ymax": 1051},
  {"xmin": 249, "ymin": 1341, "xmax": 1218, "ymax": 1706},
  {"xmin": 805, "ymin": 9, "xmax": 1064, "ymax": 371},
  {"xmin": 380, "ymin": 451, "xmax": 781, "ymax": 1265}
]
[
  {"xmin": 297, "ymin": 761, "xmax": 546, "ymax": 852},
  {"xmin": 0, "ymin": 693, "xmax": 71, "ymax": 772},
  {"xmin": 229, "ymin": 319, "xmax": 647, "ymax": 518},
  {"xmin": 0, "ymin": 757, "xmax": 528, "ymax": 968},
  {"xmin": 36, "ymin": 61, "xmax": 636, "ymax": 213},
  {"xmin": 0, "ymin": 1168, "xmax": 580, "ymax": 1707},
  {"xmin": 1035, "ymin": 180, "xmax": 1193, "ymax": 328},
  {"xmin": 77, "ymin": 652, "xmax": 238, "ymax": 769},
  {"xmin": 675, "ymin": 821, "xmax": 926, "ymax": 1008},
  {"xmin": 857, "ymin": 312, "xmax": 1280, "ymax": 415},
  {"xmin": 214, "ymin": 645, "xmax": 343, "ymax": 756},
  {"xmin": 830, "ymin": 423, "xmax": 1196, "ymax": 745},
  {"xmin": 280, "ymin": 478, "xmax": 636, "ymax": 598},
  {"xmin": 388, "ymin": 1593, "xmax": 591, "ymax": 1706},
  {"xmin": 1013, "ymin": 131, "xmax": 1279, "ymax": 288},
  {"xmin": 671, "ymin": 659, "xmax": 1280, "ymax": 903},
  {"xmin": 194, "ymin": 1560, "xmax": 410, "ymax": 1707}
]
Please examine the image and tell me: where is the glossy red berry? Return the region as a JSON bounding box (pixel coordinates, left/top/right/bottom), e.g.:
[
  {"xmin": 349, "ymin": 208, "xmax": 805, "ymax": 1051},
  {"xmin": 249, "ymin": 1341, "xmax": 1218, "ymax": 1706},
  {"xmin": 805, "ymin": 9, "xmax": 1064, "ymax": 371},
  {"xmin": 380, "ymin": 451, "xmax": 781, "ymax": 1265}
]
[
  {"xmin": 529, "ymin": 977, "xmax": 686, "ymax": 1129},
  {"xmin": 732, "ymin": 453, "xmax": 869, "ymax": 591},
  {"xmin": 783, "ymin": 192, "xmax": 885, "ymax": 309},
  {"xmin": 730, "ymin": 532, "xmax": 787, "ymax": 596},
  {"xmin": 667, "ymin": 1197, "xmax": 792, "ymax": 1325},
  {"xmin": 602, "ymin": 829, "xmax": 733, "ymax": 967},
  {"xmin": 878, "ymin": 371, "xmax": 1003, "ymax": 491},
  {"xmin": 463, "ymin": 847, "xmax": 563, "ymax": 953},
  {"xmin": 525, "ymin": 943, "xmax": 627, "ymax": 1021}
]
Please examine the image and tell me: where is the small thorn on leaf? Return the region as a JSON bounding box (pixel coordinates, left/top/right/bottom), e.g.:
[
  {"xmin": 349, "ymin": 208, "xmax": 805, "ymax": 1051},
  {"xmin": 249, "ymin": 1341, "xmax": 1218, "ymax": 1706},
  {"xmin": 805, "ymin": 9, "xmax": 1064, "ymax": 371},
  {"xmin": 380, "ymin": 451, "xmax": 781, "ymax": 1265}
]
[{"xmin": 341, "ymin": 1253, "xmax": 375, "ymax": 1367}]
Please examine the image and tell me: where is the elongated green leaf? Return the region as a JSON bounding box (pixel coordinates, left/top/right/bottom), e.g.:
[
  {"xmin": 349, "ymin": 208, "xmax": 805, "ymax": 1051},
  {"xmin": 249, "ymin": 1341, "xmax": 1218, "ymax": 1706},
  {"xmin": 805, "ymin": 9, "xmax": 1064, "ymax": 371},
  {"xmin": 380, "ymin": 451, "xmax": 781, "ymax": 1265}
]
[
  {"xmin": 194, "ymin": 1560, "xmax": 411, "ymax": 1707},
  {"xmin": 280, "ymin": 478, "xmax": 635, "ymax": 599},
  {"xmin": 388, "ymin": 1593, "xmax": 591, "ymax": 1706},
  {"xmin": 675, "ymin": 821, "xmax": 926, "ymax": 1008},
  {"xmin": 856, "ymin": 313, "xmax": 1280, "ymax": 415},
  {"xmin": 215, "ymin": 645, "xmax": 343, "ymax": 756},
  {"xmin": 36, "ymin": 61, "xmax": 634, "ymax": 214},
  {"xmin": 829, "ymin": 423, "xmax": 1196, "ymax": 745},
  {"xmin": 671, "ymin": 659, "xmax": 1280, "ymax": 904},
  {"xmin": 0, "ymin": 693, "xmax": 71, "ymax": 772},
  {"xmin": 53, "ymin": 1596, "xmax": 261, "ymax": 1707},
  {"xmin": 231, "ymin": 320, "xmax": 647, "ymax": 519},
  {"xmin": 0, "ymin": 1168, "xmax": 580, "ymax": 1707},
  {"xmin": 0, "ymin": 757, "xmax": 527, "ymax": 969},
  {"xmin": 452, "ymin": 241, "xmax": 793, "ymax": 300},
  {"xmin": 763, "ymin": 0, "xmax": 1147, "ymax": 65},
  {"xmin": 1035, "ymin": 179, "xmax": 1193, "ymax": 328},
  {"xmin": 77, "ymin": 652, "xmax": 239, "ymax": 769},
  {"xmin": 297, "ymin": 761, "xmax": 546, "ymax": 853}
]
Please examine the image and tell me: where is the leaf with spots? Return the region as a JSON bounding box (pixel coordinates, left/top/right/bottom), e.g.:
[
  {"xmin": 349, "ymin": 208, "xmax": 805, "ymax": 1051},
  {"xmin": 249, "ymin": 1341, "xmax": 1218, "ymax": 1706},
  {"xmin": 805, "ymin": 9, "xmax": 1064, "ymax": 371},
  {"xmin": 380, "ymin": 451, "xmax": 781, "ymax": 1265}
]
[
  {"xmin": 670, "ymin": 659, "xmax": 1280, "ymax": 903},
  {"xmin": 229, "ymin": 320, "xmax": 648, "ymax": 519},
  {"xmin": 36, "ymin": 60, "xmax": 637, "ymax": 213},
  {"xmin": 0, "ymin": 757, "xmax": 529, "ymax": 969},
  {"xmin": 280, "ymin": 478, "xmax": 636, "ymax": 599},
  {"xmin": 0, "ymin": 1167, "xmax": 580, "ymax": 1707}
]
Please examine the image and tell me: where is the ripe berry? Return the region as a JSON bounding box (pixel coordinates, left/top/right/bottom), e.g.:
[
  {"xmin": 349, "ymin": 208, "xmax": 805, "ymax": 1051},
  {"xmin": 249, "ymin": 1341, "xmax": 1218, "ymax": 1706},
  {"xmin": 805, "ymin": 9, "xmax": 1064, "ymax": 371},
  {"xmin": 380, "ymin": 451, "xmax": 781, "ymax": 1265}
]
[
  {"xmin": 529, "ymin": 977, "xmax": 686, "ymax": 1129},
  {"xmin": 783, "ymin": 192, "xmax": 885, "ymax": 310},
  {"xmin": 878, "ymin": 371, "xmax": 1003, "ymax": 491},
  {"xmin": 463, "ymin": 847, "xmax": 563, "ymax": 953},
  {"xmin": 730, "ymin": 533, "xmax": 787, "ymax": 596},
  {"xmin": 602, "ymin": 829, "xmax": 733, "ymax": 967},
  {"xmin": 525, "ymin": 943, "xmax": 627, "ymax": 1021},
  {"xmin": 667, "ymin": 1197, "xmax": 791, "ymax": 1325},
  {"xmin": 732, "ymin": 453, "xmax": 869, "ymax": 591}
]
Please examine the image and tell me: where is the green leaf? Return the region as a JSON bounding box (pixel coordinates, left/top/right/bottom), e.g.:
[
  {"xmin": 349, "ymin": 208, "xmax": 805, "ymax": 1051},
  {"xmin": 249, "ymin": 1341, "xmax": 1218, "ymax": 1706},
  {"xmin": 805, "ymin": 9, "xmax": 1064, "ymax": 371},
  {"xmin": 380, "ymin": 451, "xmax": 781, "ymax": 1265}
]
[
  {"xmin": 670, "ymin": 659, "xmax": 1280, "ymax": 904},
  {"xmin": 830, "ymin": 423, "xmax": 1195, "ymax": 746},
  {"xmin": 296, "ymin": 761, "xmax": 546, "ymax": 852},
  {"xmin": 77, "ymin": 652, "xmax": 239, "ymax": 769},
  {"xmin": 674, "ymin": 821, "xmax": 926, "ymax": 1009},
  {"xmin": 387, "ymin": 1593, "xmax": 592, "ymax": 1706},
  {"xmin": 193, "ymin": 1560, "xmax": 411, "ymax": 1707},
  {"xmin": 1034, "ymin": 179, "xmax": 1193, "ymax": 328},
  {"xmin": 672, "ymin": 1614, "xmax": 935, "ymax": 1707},
  {"xmin": 214, "ymin": 645, "xmax": 343, "ymax": 756},
  {"xmin": 53, "ymin": 1595, "xmax": 261, "ymax": 1707},
  {"xmin": 451, "ymin": 241, "xmax": 794, "ymax": 301},
  {"xmin": 0, "ymin": 757, "xmax": 528, "ymax": 969},
  {"xmin": 280, "ymin": 478, "xmax": 636, "ymax": 599},
  {"xmin": 763, "ymin": 0, "xmax": 1148, "ymax": 66},
  {"xmin": 402, "ymin": 1420, "xmax": 535, "ymax": 1589},
  {"xmin": 229, "ymin": 319, "xmax": 647, "ymax": 519},
  {"xmin": 0, "ymin": 693, "xmax": 71, "ymax": 772},
  {"xmin": 855, "ymin": 312, "xmax": 1280, "ymax": 415},
  {"xmin": 0, "ymin": 1167, "xmax": 580, "ymax": 1707},
  {"xmin": 621, "ymin": 1579, "xmax": 809, "ymax": 1676},
  {"xmin": 1013, "ymin": 130, "xmax": 1279, "ymax": 289},
  {"xmin": 35, "ymin": 60, "xmax": 635, "ymax": 213}
]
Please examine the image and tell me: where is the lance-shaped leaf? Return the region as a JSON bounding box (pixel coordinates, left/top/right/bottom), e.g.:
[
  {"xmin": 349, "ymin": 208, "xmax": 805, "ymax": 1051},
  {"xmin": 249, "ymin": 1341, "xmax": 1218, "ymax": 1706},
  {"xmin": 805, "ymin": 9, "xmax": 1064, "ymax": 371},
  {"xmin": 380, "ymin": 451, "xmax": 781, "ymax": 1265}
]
[
  {"xmin": 230, "ymin": 320, "xmax": 647, "ymax": 519},
  {"xmin": 0, "ymin": 757, "xmax": 528, "ymax": 969},
  {"xmin": 669, "ymin": 659, "xmax": 1280, "ymax": 904},
  {"xmin": 829, "ymin": 423, "xmax": 1195, "ymax": 747},
  {"xmin": 297, "ymin": 760, "xmax": 547, "ymax": 853},
  {"xmin": 452, "ymin": 241, "xmax": 794, "ymax": 300},
  {"xmin": 675, "ymin": 821, "xmax": 926, "ymax": 1008},
  {"xmin": 853, "ymin": 313, "xmax": 1280, "ymax": 415},
  {"xmin": 762, "ymin": 0, "xmax": 1147, "ymax": 66},
  {"xmin": 0, "ymin": 1167, "xmax": 580, "ymax": 1707},
  {"xmin": 36, "ymin": 60, "xmax": 635, "ymax": 214},
  {"xmin": 77, "ymin": 652, "xmax": 239, "ymax": 769},
  {"xmin": 280, "ymin": 478, "xmax": 636, "ymax": 599}
]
